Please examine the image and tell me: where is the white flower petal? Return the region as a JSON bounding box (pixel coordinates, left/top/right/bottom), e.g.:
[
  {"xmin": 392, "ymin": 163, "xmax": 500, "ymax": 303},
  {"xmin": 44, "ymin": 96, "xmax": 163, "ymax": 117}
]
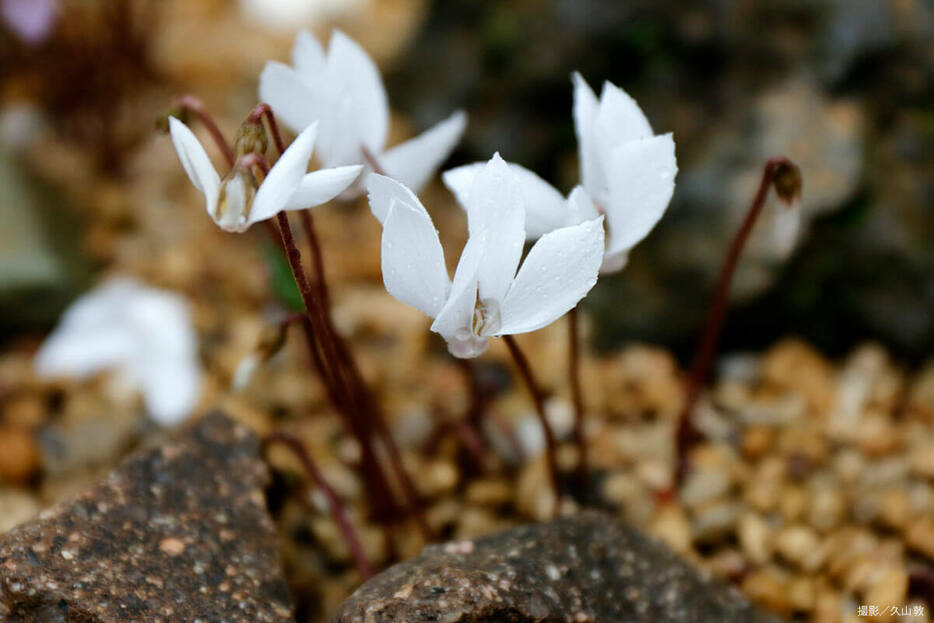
[
  {"xmin": 379, "ymin": 110, "xmax": 467, "ymax": 193},
  {"xmin": 566, "ymin": 185, "xmax": 600, "ymax": 225},
  {"xmin": 465, "ymin": 153, "xmax": 526, "ymax": 303},
  {"xmin": 137, "ymin": 355, "xmax": 202, "ymax": 426},
  {"xmin": 572, "ymin": 72, "xmax": 602, "ymax": 201},
  {"xmin": 292, "ymin": 29, "xmax": 326, "ymax": 75},
  {"xmin": 285, "ymin": 165, "xmax": 363, "ymax": 210},
  {"xmin": 430, "ymin": 236, "xmax": 486, "ymax": 356},
  {"xmin": 247, "ymin": 122, "xmax": 318, "ymax": 226},
  {"xmin": 603, "ymin": 133, "xmax": 677, "ymax": 261},
  {"xmin": 444, "ymin": 159, "xmax": 570, "ymax": 239},
  {"xmin": 326, "ymin": 29, "xmax": 388, "ymax": 154},
  {"xmin": 168, "ymin": 117, "xmax": 221, "ymax": 218},
  {"xmin": 380, "ymin": 202, "xmax": 450, "ymax": 319},
  {"xmin": 498, "ymin": 217, "xmax": 605, "ymax": 335},
  {"xmin": 594, "ymin": 80, "xmax": 654, "ymax": 148},
  {"xmin": 366, "ymin": 172, "xmax": 428, "ymax": 225},
  {"xmin": 769, "ymin": 201, "xmax": 802, "ymax": 258},
  {"xmin": 36, "ymin": 328, "xmax": 135, "ymax": 379},
  {"xmin": 258, "ymin": 61, "xmax": 323, "ymax": 134}
]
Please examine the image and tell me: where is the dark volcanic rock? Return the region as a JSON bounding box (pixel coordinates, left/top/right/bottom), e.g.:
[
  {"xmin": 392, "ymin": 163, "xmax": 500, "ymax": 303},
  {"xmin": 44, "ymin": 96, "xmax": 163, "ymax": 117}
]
[
  {"xmin": 0, "ymin": 412, "xmax": 294, "ymax": 623},
  {"xmin": 335, "ymin": 511, "xmax": 780, "ymax": 623}
]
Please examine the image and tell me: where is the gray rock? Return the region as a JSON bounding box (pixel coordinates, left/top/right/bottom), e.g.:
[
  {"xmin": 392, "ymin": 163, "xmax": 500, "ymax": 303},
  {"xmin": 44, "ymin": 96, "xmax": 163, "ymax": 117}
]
[
  {"xmin": 334, "ymin": 511, "xmax": 780, "ymax": 622},
  {"xmin": 0, "ymin": 412, "xmax": 294, "ymax": 623}
]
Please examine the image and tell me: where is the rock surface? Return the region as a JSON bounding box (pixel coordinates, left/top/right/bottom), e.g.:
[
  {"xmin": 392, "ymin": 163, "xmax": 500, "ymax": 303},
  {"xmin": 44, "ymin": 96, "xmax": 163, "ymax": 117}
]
[
  {"xmin": 335, "ymin": 511, "xmax": 781, "ymax": 623},
  {"xmin": 0, "ymin": 412, "xmax": 294, "ymax": 623}
]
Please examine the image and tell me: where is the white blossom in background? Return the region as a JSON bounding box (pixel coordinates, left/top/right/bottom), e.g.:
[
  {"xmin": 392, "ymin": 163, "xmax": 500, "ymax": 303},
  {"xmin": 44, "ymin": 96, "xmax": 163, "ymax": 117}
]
[
  {"xmin": 169, "ymin": 118, "xmax": 361, "ymax": 233},
  {"xmin": 368, "ymin": 154, "xmax": 605, "ymax": 358},
  {"xmin": 239, "ymin": 0, "xmax": 366, "ymax": 32},
  {"xmin": 35, "ymin": 277, "xmax": 203, "ymax": 426},
  {"xmin": 1, "ymin": 0, "xmax": 57, "ymax": 45},
  {"xmin": 444, "ymin": 73, "xmax": 676, "ymax": 274},
  {"xmin": 259, "ymin": 29, "xmax": 467, "ymax": 195}
]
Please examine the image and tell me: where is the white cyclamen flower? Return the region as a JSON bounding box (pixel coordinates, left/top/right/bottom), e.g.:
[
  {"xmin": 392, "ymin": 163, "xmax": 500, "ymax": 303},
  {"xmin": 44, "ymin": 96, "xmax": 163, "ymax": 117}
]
[
  {"xmin": 368, "ymin": 154, "xmax": 605, "ymax": 359},
  {"xmin": 444, "ymin": 73, "xmax": 676, "ymax": 274},
  {"xmin": 35, "ymin": 277, "xmax": 203, "ymax": 426},
  {"xmin": 169, "ymin": 117, "xmax": 362, "ymax": 232},
  {"xmin": 259, "ymin": 29, "xmax": 467, "ymax": 195}
]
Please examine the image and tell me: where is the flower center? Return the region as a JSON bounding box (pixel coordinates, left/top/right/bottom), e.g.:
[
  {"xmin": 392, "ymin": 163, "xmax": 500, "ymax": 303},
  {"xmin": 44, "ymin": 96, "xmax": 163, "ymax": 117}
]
[{"xmin": 471, "ymin": 297, "xmax": 502, "ymax": 338}]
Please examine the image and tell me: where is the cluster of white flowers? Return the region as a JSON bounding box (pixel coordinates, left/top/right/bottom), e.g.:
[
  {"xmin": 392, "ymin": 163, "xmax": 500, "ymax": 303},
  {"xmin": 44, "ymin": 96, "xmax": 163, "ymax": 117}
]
[{"xmin": 37, "ymin": 29, "xmax": 686, "ymax": 425}]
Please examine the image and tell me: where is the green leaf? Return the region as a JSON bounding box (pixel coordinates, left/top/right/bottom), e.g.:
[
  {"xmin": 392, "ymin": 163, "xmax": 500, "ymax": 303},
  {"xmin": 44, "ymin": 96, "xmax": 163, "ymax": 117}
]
[{"xmin": 262, "ymin": 240, "xmax": 303, "ymax": 312}]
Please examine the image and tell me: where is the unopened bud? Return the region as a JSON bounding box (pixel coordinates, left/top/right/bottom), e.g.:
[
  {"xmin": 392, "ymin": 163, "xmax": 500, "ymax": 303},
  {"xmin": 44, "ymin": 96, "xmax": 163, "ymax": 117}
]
[
  {"xmin": 234, "ymin": 122, "xmax": 268, "ymax": 158},
  {"xmin": 772, "ymin": 160, "xmax": 802, "ymax": 207}
]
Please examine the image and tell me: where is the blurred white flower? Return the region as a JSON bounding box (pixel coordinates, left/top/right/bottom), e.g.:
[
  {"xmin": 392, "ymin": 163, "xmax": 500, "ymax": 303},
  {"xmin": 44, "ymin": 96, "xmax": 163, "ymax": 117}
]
[
  {"xmin": 368, "ymin": 154, "xmax": 605, "ymax": 358},
  {"xmin": 259, "ymin": 29, "xmax": 467, "ymax": 195},
  {"xmin": 169, "ymin": 117, "xmax": 361, "ymax": 232},
  {"xmin": 444, "ymin": 73, "xmax": 676, "ymax": 274},
  {"xmin": 239, "ymin": 0, "xmax": 366, "ymax": 32},
  {"xmin": 35, "ymin": 277, "xmax": 203, "ymax": 426}
]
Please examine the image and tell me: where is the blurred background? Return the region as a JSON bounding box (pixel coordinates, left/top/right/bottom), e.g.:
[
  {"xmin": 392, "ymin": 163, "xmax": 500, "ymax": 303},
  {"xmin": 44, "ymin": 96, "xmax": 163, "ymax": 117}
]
[{"xmin": 0, "ymin": 0, "xmax": 931, "ymax": 360}]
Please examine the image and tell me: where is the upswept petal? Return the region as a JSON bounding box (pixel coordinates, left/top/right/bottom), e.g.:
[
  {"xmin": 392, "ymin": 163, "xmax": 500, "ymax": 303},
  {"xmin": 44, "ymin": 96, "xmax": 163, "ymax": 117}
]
[
  {"xmin": 168, "ymin": 117, "xmax": 221, "ymax": 216},
  {"xmin": 258, "ymin": 62, "xmax": 322, "ymax": 134},
  {"xmin": 430, "ymin": 235, "xmax": 486, "ymax": 356},
  {"xmin": 444, "ymin": 159, "xmax": 570, "ymax": 239},
  {"xmin": 286, "ymin": 165, "xmax": 363, "ymax": 210},
  {"xmin": 465, "ymin": 154, "xmax": 526, "ymax": 303},
  {"xmin": 292, "ymin": 29, "xmax": 326, "ymax": 75},
  {"xmin": 498, "ymin": 217, "xmax": 605, "ymax": 335},
  {"xmin": 326, "ymin": 29, "xmax": 389, "ymax": 154},
  {"xmin": 566, "ymin": 185, "xmax": 601, "ymax": 225},
  {"xmin": 380, "ymin": 201, "xmax": 451, "ymax": 319},
  {"xmin": 379, "ymin": 110, "xmax": 467, "ymax": 193},
  {"xmin": 366, "ymin": 172, "xmax": 428, "ymax": 224},
  {"xmin": 594, "ymin": 81, "xmax": 654, "ymax": 149},
  {"xmin": 572, "ymin": 72, "xmax": 602, "ymax": 200},
  {"xmin": 603, "ymin": 133, "xmax": 677, "ymax": 259},
  {"xmin": 248, "ymin": 122, "xmax": 319, "ymax": 226}
]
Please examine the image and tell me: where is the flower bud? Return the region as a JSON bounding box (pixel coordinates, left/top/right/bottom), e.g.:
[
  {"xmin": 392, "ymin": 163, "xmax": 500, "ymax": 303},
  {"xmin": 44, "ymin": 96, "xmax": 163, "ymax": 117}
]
[
  {"xmin": 234, "ymin": 122, "xmax": 268, "ymax": 158},
  {"xmin": 772, "ymin": 160, "xmax": 802, "ymax": 207}
]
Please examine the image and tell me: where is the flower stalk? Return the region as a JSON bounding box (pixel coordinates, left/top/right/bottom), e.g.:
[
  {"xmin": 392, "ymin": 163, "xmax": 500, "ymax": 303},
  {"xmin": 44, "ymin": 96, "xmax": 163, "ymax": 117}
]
[
  {"xmin": 674, "ymin": 156, "xmax": 801, "ymax": 487},
  {"xmin": 263, "ymin": 432, "xmax": 374, "ymax": 579},
  {"xmin": 503, "ymin": 335, "xmax": 562, "ymax": 510}
]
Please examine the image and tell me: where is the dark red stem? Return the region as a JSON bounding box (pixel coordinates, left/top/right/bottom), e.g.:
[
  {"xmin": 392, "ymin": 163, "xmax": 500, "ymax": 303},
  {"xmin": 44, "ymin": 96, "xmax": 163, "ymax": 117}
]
[
  {"xmin": 502, "ymin": 335, "xmax": 562, "ymax": 510},
  {"xmin": 360, "ymin": 145, "xmax": 386, "ymax": 175},
  {"xmin": 177, "ymin": 95, "xmax": 234, "ymax": 167},
  {"xmin": 263, "ymin": 432, "xmax": 374, "ymax": 579},
  {"xmin": 248, "ymin": 102, "xmax": 286, "ymax": 156},
  {"xmin": 674, "ymin": 156, "xmax": 796, "ymax": 486}
]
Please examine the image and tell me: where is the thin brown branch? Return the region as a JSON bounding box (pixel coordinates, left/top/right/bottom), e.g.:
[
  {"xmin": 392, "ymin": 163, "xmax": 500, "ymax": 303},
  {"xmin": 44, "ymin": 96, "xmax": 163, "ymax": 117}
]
[
  {"xmin": 502, "ymin": 335, "xmax": 562, "ymax": 510},
  {"xmin": 674, "ymin": 156, "xmax": 798, "ymax": 487},
  {"xmin": 176, "ymin": 95, "xmax": 234, "ymax": 167},
  {"xmin": 263, "ymin": 432, "xmax": 374, "ymax": 579}
]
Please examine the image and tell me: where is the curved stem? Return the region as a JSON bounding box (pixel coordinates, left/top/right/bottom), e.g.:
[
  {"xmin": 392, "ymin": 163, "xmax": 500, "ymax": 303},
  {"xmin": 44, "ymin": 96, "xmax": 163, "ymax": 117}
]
[
  {"xmin": 248, "ymin": 102, "xmax": 286, "ymax": 156},
  {"xmin": 263, "ymin": 432, "xmax": 374, "ymax": 579},
  {"xmin": 674, "ymin": 156, "xmax": 797, "ymax": 487},
  {"xmin": 502, "ymin": 335, "xmax": 562, "ymax": 511},
  {"xmin": 568, "ymin": 308, "xmax": 587, "ymax": 499},
  {"xmin": 176, "ymin": 95, "xmax": 234, "ymax": 167}
]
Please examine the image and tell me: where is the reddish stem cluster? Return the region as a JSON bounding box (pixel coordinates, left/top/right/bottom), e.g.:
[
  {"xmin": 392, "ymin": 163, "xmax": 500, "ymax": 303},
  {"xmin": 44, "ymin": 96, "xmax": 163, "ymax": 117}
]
[{"xmin": 177, "ymin": 98, "xmax": 433, "ymax": 545}]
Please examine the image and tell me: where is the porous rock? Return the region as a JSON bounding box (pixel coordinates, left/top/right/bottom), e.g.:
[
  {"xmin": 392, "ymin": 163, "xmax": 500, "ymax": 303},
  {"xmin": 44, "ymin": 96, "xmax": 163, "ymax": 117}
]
[
  {"xmin": 335, "ymin": 511, "xmax": 781, "ymax": 622},
  {"xmin": 0, "ymin": 412, "xmax": 294, "ymax": 623}
]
